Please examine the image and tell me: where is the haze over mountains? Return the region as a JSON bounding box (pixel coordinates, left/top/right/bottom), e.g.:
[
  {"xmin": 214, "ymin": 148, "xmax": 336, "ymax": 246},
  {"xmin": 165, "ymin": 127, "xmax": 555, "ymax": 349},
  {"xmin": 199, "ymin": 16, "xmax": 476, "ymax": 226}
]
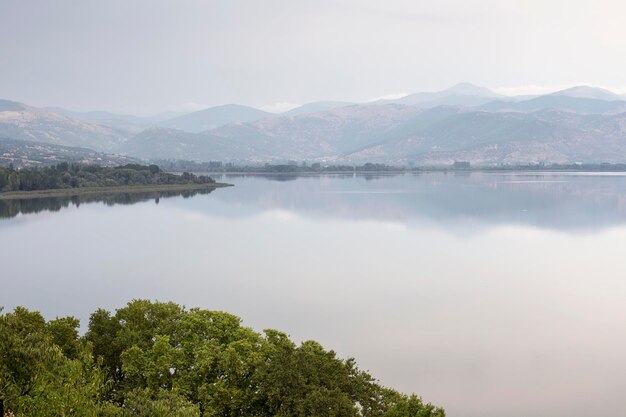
[
  {"xmin": 0, "ymin": 99, "xmax": 128, "ymax": 151},
  {"xmin": 158, "ymin": 104, "xmax": 273, "ymax": 133},
  {"xmin": 381, "ymin": 82, "xmax": 504, "ymax": 108},
  {"xmin": 2, "ymin": 83, "xmax": 626, "ymax": 166}
]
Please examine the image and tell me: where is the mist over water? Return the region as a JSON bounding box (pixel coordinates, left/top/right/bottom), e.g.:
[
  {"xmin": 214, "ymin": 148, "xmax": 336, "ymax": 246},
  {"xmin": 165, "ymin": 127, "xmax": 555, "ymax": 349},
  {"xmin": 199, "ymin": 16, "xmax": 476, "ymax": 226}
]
[{"xmin": 2, "ymin": 172, "xmax": 626, "ymax": 417}]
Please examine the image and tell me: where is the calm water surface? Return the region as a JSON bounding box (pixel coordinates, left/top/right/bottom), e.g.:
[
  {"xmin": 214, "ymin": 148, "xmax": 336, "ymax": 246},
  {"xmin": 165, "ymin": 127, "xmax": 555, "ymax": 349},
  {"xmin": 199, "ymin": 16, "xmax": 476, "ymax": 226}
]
[{"xmin": 2, "ymin": 172, "xmax": 626, "ymax": 417}]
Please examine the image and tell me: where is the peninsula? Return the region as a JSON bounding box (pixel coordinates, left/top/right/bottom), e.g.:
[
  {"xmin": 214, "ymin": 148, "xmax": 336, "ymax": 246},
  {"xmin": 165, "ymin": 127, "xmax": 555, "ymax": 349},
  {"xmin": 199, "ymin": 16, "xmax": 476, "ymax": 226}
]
[{"xmin": 0, "ymin": 163, "xmax": 231, "ymax": 200}]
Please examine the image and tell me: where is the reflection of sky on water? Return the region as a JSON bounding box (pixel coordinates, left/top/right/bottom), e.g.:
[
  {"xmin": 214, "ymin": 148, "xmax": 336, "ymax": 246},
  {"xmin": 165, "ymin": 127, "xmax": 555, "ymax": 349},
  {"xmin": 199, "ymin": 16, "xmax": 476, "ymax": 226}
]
[
  {"xmin": 4, "ymin": 172, "xmax": 626, "ymax": 232},
  {"xmin": 187, "ymin": 172, "xmax": 626, "ymax": 233},
  {"xmin": 2, "ymin": 173, "xmax": 626, "ymax": 417}
]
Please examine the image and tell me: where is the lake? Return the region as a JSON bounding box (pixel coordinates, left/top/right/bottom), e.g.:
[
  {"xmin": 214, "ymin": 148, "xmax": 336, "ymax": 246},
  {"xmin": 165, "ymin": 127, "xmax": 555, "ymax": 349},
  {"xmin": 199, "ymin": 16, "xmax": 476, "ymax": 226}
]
[{"xmin": 2, "ymin": 171, "xmax": 626, "ymax": 417}]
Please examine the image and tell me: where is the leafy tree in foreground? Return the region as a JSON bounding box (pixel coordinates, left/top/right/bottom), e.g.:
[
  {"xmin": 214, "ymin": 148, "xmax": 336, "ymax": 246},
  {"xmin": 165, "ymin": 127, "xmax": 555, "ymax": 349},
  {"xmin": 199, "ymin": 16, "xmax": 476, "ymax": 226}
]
[
  {"xmin": 0, "ymin": 301, "xmax": 445, "ymax": 417},
  {"xmin": 0, "ymin": 307, "xmax": 110, "ymax": 417}
]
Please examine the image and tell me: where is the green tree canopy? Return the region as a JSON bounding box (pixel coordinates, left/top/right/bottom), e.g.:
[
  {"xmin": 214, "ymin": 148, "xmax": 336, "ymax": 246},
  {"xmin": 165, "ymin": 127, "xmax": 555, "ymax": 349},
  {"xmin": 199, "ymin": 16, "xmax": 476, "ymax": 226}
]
[
  {"xmin": 0, "ymin": 163, "xmax": 214, "ymax": 192},
  {"xmin": 1, "ymin": 301, "xmax": 445, "ymax": 417}
]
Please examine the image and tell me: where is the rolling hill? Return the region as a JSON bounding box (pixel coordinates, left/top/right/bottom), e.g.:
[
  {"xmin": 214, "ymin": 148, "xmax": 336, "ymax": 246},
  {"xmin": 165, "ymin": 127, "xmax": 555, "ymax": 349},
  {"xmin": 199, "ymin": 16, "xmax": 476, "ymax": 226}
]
[
  {"xmin": 0, "ymin": 137, "xmax": 139, "ymax": 168},
  {"xmin": 0, "ymin": 100, "xmax": 129, "ymax": 151},
  {"xmin": 157, "ymin": 104, "xmax": 273, "ymax": 133},
  {"xmin": 552, "ymin": 86, "xmax": 622, "ymax": 101}
]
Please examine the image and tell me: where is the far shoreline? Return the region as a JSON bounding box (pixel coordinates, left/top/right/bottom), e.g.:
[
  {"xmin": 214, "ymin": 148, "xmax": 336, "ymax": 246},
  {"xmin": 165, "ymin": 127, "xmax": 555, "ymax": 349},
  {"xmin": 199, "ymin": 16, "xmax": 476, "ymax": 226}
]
[
  {"xmin": 0, "ymin": 182, "xmax": 233, "ymax": 201},
  {"xmin": 180, "ymin": 168, "xmax": 626, "ymax": 176}
]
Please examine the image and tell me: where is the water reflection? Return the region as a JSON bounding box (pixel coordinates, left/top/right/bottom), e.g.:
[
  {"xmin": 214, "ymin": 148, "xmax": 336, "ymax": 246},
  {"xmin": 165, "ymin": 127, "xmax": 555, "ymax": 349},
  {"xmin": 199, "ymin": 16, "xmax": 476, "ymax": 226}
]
[
  {"xmin": 5, "ymin": 172, "xmax": 626, "ymax": 232},
  {"xmin": 206, "ymin": 172, "xmax": 626, "ymax": 232},
  {"xmin": 0, "ymin": 188, "xmax": 214, "ymax": 219},
  {"xmin": 2, "ymin": 173, "xmax": 626, "ymax": 417}
]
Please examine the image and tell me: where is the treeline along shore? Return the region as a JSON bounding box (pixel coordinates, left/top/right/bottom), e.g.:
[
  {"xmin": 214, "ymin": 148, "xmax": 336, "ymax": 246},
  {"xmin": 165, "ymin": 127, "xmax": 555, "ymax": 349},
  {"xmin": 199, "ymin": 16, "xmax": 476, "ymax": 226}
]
[
  {"xmin": 0, "ymin": 300, "xmax": 445, "ymax": 417},
  {"xmin": 156, "ymin": 159, "xmax": 626, "ymax": 175},
  {"xmin": 0, "ymin": 163, "xmax": 231, "ymax": 200}
]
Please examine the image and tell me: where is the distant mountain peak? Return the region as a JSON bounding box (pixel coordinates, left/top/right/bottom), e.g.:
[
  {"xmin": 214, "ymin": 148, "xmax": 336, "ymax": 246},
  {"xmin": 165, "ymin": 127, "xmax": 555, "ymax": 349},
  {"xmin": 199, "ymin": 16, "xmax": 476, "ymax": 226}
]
[
  {"xmin": 382, "ymin": 82, "xmax": 503, "ymax": 108},
  {"xmin": 551, "ymin": 85, "xmax": 621, "ymax": 101},
  {"xmin": 443, "ymin": 82, "xmax": 502, "ymax": 97},
  {"xmin": 157, "ymin": 104, "xmax": 271, "ymax": 133}
]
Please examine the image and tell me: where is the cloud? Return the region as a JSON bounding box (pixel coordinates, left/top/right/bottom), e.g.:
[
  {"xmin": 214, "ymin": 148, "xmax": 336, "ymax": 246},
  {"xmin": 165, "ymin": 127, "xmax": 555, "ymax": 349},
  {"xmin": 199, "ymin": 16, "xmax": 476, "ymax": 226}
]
[{"xmin": 260, "ymin": 102, "xmax": 301, "ymax": 113}]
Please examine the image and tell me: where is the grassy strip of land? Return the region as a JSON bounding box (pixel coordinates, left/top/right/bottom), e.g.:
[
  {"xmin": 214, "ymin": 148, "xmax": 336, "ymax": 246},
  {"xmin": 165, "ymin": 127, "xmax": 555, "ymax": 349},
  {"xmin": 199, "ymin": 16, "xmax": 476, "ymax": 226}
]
[{"xmin": 0, "ymin": 182, "xmax": 232, "ymax": 200}]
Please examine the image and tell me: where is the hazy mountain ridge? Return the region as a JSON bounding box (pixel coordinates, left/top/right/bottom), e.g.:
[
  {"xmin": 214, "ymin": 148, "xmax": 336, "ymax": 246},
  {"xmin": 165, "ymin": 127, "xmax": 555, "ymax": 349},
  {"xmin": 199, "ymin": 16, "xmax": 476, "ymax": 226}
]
[
  {"xmin": 45, "ymin": 107, "xmax": 149, "ymax": 124},
  {"xmin": 0, "ymin": 99, "xmax": 28, "ymax": 112},
  {"xmin": 3, "ymin": 83, "xmax": 626, "ymax": 165},
  {"xmin": 552, "ymin": 86, "xmax": 622, "ymax": 101},
  {"xmin": 283, "ymin": 101, "xmax": 354, "ymax": 116},
  {"xmin": 345, "ymin": 109, "xmax": 622, "ymax": 164},
  {"xmin": 479, "ymin": 95, "xmax": 626, "ymax": 115},
  {"xmin": 385, "ymin": 82, "xmax": 503, "ymax": 108},
  {"xmin": 0, "ymin": 103, "xmax": 129, "ymax": 151},
  {"xmin": 193, "ymin": 104, "xmax": 422, "ymax": 161},
  {"xmin": 119, "ymin": 105, "xmax": 626, "ymax": 165},
  {"xmin": 157, "ymin": 104, "xmax": 273, "ymax": 133},
  {"xmin": 0, "ymin": 136, "xmax": 139, "ymax": 168}
]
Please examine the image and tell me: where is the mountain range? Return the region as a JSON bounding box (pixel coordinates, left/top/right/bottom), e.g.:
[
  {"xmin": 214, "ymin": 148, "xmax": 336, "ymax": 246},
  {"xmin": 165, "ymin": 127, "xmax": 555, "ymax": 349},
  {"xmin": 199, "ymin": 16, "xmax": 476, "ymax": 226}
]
[
  {"xmin": 157, "ymin": 104, "xmax": 273, "ymax": 133},
  {"xmin": 382, "ymin": 82, "xmax": 504, "ymax": 108},
  {"xmin": 2, "ymin": 83, "xmax": 626, "ymax": 166},
  {"xmin": 0, "ymin": 137, "xmax": 139, "ymax": 168},
  {"xmin": 0, "ymin": 100, "xmax": 127, "ymax": 151}
]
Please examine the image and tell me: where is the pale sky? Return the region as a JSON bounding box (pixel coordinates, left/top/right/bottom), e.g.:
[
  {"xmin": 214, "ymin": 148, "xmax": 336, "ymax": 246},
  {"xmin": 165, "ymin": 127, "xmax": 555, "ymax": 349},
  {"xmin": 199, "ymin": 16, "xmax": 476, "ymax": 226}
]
[{"xmin": 1, "ymin": 0, "xmax": 625, "ymax": 115}]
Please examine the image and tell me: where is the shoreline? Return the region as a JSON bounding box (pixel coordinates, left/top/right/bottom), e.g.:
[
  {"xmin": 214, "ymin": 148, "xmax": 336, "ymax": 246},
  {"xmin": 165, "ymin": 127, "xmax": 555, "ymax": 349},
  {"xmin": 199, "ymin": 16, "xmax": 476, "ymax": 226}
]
[
  {"xmin": 0, "ymin": 182, "xmax": 232, "ymax": 200},
  {"xmin": 177, "ymin": 169, "xmax": 626, "ymax": 176}
]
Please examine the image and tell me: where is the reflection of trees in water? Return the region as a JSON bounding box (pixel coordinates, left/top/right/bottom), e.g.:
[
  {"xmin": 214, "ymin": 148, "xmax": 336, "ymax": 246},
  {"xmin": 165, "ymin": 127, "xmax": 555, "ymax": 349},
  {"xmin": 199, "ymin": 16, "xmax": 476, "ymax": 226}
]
[
  {"xmin": 210, "ymin": 173, "xmax": 626, "ymax": 231},
  {"xmin": 0, "ymin": 189, "xmax": 214, "ymax": 219},
  {"xmin": 223, "ymin": 173, "xmax": 361, "ymax": 182},
  {"xmin": 259, "ymin": 174, "xmax": 299, "ymax": 182}
]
